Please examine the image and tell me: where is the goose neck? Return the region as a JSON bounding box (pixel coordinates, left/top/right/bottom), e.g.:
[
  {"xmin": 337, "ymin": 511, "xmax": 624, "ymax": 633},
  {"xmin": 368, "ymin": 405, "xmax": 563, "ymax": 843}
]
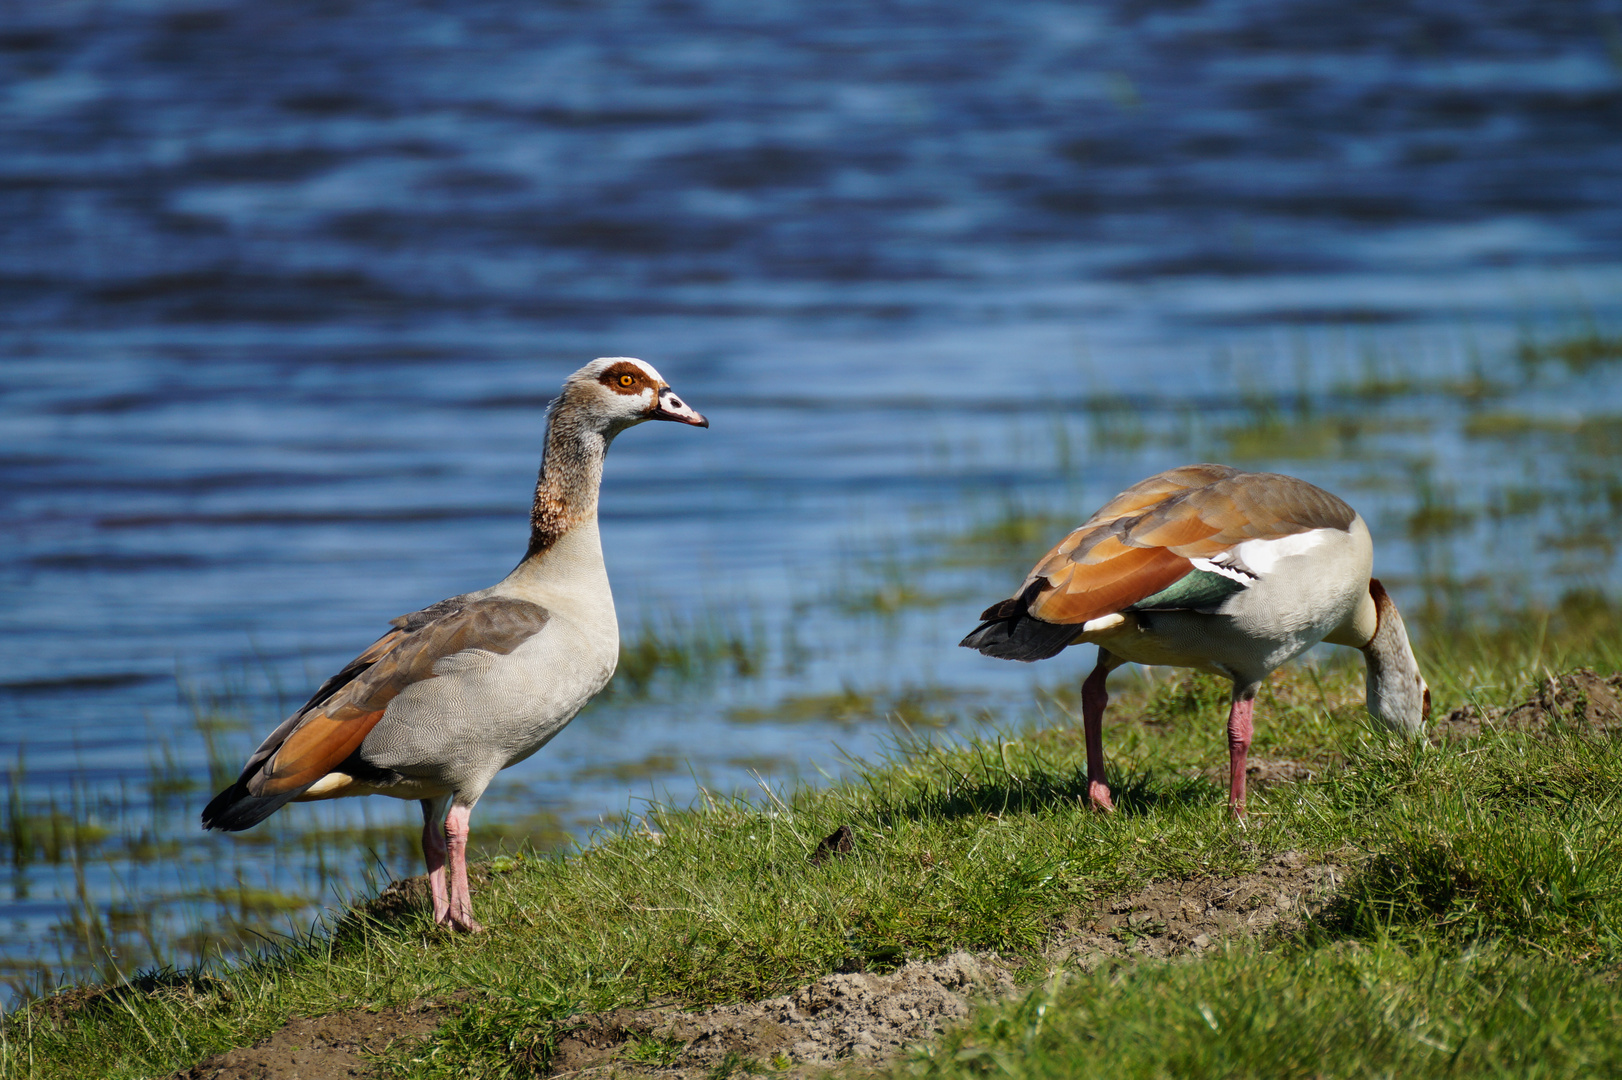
[
  {"xmin": 525, "ymin": 416, "xmax": 610, "ymax": 560},
  {"xmin": 1361, "ymin": 595, "xmax": 1428, "ymax": 737}
]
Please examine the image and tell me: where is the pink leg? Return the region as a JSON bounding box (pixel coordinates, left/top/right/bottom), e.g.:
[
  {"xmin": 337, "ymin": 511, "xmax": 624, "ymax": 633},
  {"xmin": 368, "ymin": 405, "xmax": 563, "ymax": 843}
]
[
  {"xmin": 1082, "ymin": 656, "xmax": 1115, "ymax": 812},
  {"xmin": 1227, "ymin": 694, "xmax": 1255, "ymax": 820},
  {"xmin": 443, "ymin": 803, "xmax": 485, "ymax": 933},
  {"xmin": 420, "ymin": 798, "xmax": 450, "ymax": 924}
]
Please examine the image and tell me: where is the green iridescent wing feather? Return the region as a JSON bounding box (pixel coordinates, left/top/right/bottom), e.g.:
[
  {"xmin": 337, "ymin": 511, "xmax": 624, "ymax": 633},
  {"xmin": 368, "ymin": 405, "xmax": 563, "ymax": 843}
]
[{"xmin": 1127, "ymin": 568, "xmax": 1247, "ymax": 612}]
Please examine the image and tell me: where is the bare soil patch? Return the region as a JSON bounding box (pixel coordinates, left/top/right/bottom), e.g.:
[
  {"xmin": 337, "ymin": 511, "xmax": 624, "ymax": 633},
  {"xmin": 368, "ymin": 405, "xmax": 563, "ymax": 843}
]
[
  {"xmin": 1051, "ymin": 848, "xmax": 1341, "ymax": 966},
  {"xmin": 551, "ymin": 950, "xmax": 1013, "ymax": 1078},
  {"xmin": 176, "ymin": 1001, "xmax": 447, "ymax": 1080},
  {"xmin": 1194, "ymin": 755, "xmax": 1328, "ymax": 790},
  {"xmin": 1433, "ymin": 669, "xmax": 1622, "ymax": 742}
]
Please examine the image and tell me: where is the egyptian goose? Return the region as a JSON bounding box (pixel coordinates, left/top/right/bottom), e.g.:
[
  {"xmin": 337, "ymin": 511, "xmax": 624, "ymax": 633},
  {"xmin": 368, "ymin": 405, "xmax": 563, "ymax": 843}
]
[
  {"xmin": 961, "ymin": 464, "xmax": 1428, "ymax": 818},
  {"xmin": 202, "ymin": 358, "xmax": 708, "ymax": 931}
]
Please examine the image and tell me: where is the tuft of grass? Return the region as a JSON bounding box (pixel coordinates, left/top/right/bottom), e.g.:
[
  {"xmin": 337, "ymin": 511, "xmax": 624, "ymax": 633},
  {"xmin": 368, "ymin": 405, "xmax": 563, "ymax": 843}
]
[
  {"xmin": 1325, "ymin": 729, "xmax": 1622, "ymax": 957},
  {"xmin": 948, "ymin": 505, "xmax": 1080, "ymax": 567},
  {"xmin": 1220, "ymin": 407, "xmax": 1377, "ymax": 462},
  {"xmin": 623, "ymin": 1033, "xmax": 688, "ymax": 1067},
  {"xmin": 729, "ymin": 686, "xmax": 985, "ymax": 731},
  {"xmin": 385, "ymin": 983, "xmax": 575, "ymax": 1080}
]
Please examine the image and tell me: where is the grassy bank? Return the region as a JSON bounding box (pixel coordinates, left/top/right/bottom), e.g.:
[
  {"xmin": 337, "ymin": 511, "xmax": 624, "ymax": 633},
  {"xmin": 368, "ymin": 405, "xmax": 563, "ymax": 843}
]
[
  {"xmin": 885, "ymin": 694, "xmax": 1622, "ymax": 1078},
  {"xmin": 5, "ymin": 604, "xmax": 1622, "ymax": 1079}
]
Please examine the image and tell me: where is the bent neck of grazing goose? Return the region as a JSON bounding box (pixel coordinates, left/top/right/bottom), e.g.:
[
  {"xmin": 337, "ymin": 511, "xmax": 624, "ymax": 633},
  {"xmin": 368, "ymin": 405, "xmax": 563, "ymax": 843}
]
[{"xmin": 1360, "ymin": 579, "xmax": 1429, "ymax": 736}]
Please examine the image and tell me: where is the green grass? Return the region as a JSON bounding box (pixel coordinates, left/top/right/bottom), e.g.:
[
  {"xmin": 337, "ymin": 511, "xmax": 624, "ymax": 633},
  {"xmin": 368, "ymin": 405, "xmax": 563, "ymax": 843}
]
[
  {"xmin": 874, "ymin": 720, "xmax": 1622, "ymax": 1079},
  {"xmin": 6, "ymin": 605, "xmax": 1622, "ymax": 1079},
  {"xmin": 862, "ymin": 609, "xmax": 1622, "ymax": 1080},
  {"xmin": 887, "ymin": 945, "xmax": 1622, "ymax": 1079},
  {"xmin": 1325, "ymin": 734, "xmax": 1622, "ymax": 957}
]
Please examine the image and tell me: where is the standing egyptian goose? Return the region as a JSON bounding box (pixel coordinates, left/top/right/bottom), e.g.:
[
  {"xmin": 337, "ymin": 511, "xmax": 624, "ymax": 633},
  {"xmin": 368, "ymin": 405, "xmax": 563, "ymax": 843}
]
[
  {"xmin": 202, "ymin": 358, "xmax": 708, "ymax": 931},
  {"xmin": 961, "ymin": 464, "xmax": 1428, "ymax": 818}
]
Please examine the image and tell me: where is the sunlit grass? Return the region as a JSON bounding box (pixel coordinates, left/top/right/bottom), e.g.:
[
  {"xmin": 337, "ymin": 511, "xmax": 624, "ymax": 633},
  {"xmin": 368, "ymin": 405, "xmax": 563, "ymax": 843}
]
[
  {"xmin": 7, "ymin": 599, "xmax": 1622, "ymax": 1078},
  {"xmin": 871, "ymin": 689, "xmax": 1622, "ymax": 1079},
  {"xmin": 883, "ymin": 943, "xmax": 1622, "ymax": 1079}
]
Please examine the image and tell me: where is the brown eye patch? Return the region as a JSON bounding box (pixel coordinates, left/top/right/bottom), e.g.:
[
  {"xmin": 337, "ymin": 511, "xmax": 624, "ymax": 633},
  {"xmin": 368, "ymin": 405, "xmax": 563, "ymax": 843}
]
[{"xmin": 598, "ymin": 361, "xmax": 655, "ymax": 394}]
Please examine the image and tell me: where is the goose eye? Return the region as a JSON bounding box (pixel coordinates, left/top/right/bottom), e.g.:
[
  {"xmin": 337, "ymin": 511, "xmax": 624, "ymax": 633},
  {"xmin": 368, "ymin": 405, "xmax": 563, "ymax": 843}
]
[{"xmin": 618, "ymin": 373, "xmax": 634, "ymax": 387}]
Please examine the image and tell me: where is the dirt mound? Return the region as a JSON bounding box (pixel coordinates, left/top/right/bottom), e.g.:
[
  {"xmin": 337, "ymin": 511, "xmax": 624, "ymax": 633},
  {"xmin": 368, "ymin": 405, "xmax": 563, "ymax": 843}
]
[
  {"xmin": 1433, "ymin": 669, "xmax": 1622, "ymax": 742},
  {"xmin": 552, "ymin": 951, "xmax": 1012, "ymax": 1078},
  {"xmin": 359, "ymin": 866, "xmax": 497, "ymax": 925},
  {"xmin": 546, "ymin": 850, "xmax": 1341, "ymax": 1078},
  {"xmin": 175, "ymin": 1002, "xmax": 446, "ymax": 1080},
  {"xmin": 1050, "ymin": 848, "xmax": 1342, "ymax": 967}
]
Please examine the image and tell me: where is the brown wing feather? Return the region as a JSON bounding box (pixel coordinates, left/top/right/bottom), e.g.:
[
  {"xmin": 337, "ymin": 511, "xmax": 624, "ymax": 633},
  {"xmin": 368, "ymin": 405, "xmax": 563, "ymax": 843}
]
[
  {"xmin": 290, "ymin": 627, "xmax": 405, "ymax": 717},
  {"xmin": 1118, "ymin": 511, "xmax": 1222, "ymax": 551},
  {"xmin": 1073, "ymin": 464, "xmax": 1241, "ymax": 526},
  {"xmin": 1005, "ymin": 467, "xmax": 1357, "ymax": 627},
  {"xmin": 247, "ymin": 598, "xmax": 550, "ymax": 798},
  {"xmin": 1028, "ymin": 546, "xmax": 1193, "ymax": 624},
  {"xmin": 261, "ymin": 706, "xmax": 387, "ymax": 792}
]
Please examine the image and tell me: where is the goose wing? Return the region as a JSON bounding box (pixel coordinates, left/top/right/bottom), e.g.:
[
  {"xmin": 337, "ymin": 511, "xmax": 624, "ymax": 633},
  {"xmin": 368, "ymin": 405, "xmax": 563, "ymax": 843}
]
[
  {"xmin": 962, "ymin": 466, "xmax": 1355, "ymax": 660},
  {"xmin": 202, "ymin": 596, "xmax": 550, "ymax": 830}
]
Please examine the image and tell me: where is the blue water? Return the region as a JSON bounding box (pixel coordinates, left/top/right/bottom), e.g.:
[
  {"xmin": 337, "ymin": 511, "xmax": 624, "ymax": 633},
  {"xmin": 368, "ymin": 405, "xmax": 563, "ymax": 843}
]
[{"xmin": 2, "ymin": 0, "xmax": 1621, "ymax": 999}]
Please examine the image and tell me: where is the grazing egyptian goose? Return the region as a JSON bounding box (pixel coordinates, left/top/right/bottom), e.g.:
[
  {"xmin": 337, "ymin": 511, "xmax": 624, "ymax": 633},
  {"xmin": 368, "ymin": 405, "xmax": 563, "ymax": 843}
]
[
  {"xmin": 961, "ymin": 464, "xmax": 1428, "ymax": 818},
  {"xmin": 202, "ymin": 358, "xmax": 708, "ymax": 931}
]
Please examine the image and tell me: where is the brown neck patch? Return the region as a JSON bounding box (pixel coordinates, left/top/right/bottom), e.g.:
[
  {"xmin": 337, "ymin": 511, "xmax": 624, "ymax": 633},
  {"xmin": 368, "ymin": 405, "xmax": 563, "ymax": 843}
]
[{"xmin": 524, "ymin": 413, "xmax": 606, "ymax": 560}]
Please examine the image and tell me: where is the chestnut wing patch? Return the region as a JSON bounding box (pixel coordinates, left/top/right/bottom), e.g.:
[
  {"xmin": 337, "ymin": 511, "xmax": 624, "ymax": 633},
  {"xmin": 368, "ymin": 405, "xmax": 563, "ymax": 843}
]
[
  {"xmin": 251, "ymin": 597, "xmax": 550, "ymax": 797},
  {"xmin": 1015, "ymin": 468, "xmax": 1356, "ymax": 627}
]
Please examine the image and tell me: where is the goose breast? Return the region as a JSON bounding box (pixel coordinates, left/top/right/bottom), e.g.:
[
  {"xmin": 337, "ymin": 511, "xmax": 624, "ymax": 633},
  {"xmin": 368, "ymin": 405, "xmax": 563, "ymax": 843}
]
[{"xmin": 359, "ymin": 610, "xmax": 618, "ymax": 788}]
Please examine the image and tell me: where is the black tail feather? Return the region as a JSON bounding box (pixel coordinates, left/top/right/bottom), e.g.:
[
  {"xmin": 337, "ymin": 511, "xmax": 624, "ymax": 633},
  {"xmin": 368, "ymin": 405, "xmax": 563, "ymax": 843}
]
[
  {"xmin": 959, "ymin": 613, "xmax": 1079, "ymax": 662},
  {"xmin": 201, "ymin": 781, "xmax": 303, "ymax": 832}
]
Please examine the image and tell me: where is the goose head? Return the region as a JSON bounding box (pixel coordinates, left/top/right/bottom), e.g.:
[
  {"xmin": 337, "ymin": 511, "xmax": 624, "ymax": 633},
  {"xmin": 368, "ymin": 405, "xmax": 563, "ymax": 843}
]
[
  {"xmin": 555, "ymin": 357, "xmax": 708, "ymax": 438},
  {"xmin": 1362, "ymin": 579, "xmax": 1430, "ymax": 737}
]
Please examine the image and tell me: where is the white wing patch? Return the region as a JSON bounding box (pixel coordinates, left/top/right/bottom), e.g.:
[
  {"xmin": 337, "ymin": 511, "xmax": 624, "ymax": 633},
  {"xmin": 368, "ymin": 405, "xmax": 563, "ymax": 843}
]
[
  {"xmin": 1227, "ymin": 528, "xmax": 1332, "ymax": 577},
  {"xmin": 1189, "ymin": 557, "xmax": 1256, "ymax": 584}
]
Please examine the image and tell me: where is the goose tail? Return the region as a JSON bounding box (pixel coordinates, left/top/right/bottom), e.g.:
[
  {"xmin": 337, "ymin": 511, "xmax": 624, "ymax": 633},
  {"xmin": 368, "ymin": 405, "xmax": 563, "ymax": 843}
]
[
  {"xmin": 960, "ymin": 595, "xmax": 1079, "ymax": 662},
  {"xmin": 201, "ymin": 780, "xmax": 304, "ymax": 832}
]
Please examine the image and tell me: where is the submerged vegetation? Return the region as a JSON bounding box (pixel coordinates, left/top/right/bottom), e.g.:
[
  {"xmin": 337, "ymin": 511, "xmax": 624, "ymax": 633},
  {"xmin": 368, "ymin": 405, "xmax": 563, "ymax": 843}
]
[
  {"xmin": 1517, "ymin": 328, "xmax": 1622, "ymax": 373},
  {"xmin": 611, "ymin": 612, "xmax": 768, "ymax": 698}
]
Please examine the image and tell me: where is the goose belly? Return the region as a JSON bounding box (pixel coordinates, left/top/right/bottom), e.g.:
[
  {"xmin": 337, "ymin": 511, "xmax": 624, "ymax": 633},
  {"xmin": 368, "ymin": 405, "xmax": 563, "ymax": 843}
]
[
  {"xmin": 358, "ymin": 615, "xmax": 618, "ymax": 792},
  {"xmin": 1088, "ymin": 522, "xmax": 1372, "ymax": 683}
]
